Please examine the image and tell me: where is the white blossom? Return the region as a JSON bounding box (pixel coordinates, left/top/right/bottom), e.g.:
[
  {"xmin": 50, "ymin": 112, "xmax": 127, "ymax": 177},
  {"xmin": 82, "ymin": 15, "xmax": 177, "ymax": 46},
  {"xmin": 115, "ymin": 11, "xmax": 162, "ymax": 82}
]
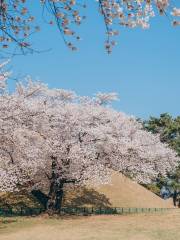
[{"xmin": 0, "ymin": 72, "xmax": 179, "ymax": 193}]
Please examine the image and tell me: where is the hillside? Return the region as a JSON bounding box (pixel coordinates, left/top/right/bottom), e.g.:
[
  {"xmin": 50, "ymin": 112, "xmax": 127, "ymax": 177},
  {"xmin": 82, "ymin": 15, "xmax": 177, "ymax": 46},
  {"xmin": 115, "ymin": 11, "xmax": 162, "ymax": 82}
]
[{"xmin": 63, "ymin": 171, "xmax": 174, "ymax": 208}]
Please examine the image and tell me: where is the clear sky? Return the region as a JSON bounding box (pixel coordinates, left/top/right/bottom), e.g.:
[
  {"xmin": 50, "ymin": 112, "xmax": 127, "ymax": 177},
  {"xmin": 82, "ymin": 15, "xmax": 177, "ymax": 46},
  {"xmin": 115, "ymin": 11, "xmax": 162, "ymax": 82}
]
[{"xmin": 9, "ymin": 1, "xmax": 180, "ymax": 119}]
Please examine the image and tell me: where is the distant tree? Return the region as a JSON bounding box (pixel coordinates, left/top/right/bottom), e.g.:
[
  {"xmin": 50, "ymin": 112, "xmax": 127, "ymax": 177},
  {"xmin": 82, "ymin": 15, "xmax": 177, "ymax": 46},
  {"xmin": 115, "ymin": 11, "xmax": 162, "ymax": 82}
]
[
  {"xmin": 144, "ymin": 113, "xmax": 180, "ymax": 156},
  {"xmin": 143, "ymin": 113, "xmax": 180, "ymax": 196},
  {"xmin": 0, "ymin": 0, "xmax": 179, "ymax": 54},
  {"xmin": 0, "ymin": 63, "xmax": 179, "ymax": 212}
]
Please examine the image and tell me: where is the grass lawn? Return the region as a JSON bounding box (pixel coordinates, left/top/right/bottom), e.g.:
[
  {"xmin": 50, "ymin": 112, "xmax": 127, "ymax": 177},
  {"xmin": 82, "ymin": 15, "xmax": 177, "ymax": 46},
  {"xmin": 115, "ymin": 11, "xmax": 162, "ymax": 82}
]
[{"xmin": 0, "ymin": 210, "xmax": 180, "ymax": 240}]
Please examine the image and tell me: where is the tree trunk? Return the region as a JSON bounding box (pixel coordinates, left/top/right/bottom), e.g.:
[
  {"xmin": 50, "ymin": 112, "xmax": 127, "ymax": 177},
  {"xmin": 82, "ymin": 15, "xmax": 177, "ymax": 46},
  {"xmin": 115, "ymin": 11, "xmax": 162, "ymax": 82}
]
[
  {"xmin": 46, "ymin": 156, "xmax": 64, "ymax": 213},
  {"xmin": 46, "ymin": 156, "xmax": 76, "ymax": 214},
  {"xmin": 46, "ymin": 180, "xmax": 64, "ymax": 213}
]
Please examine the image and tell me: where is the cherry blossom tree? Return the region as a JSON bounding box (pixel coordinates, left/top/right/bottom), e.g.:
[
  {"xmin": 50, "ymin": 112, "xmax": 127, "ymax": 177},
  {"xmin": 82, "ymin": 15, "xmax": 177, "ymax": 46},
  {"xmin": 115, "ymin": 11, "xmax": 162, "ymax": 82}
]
[
  {"xmin": 0, "ymin": 0, "xmax": 179, "ymax": 54},
  {"xmin": 0, "ymin": 67, "xmax": 179, "ymax": 212}
]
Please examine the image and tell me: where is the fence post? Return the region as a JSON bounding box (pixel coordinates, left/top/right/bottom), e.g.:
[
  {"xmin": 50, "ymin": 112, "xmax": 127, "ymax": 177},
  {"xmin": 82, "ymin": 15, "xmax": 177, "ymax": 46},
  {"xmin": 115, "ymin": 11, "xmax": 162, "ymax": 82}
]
[
  {"xmin": 9, "ymin": 208, "xmax": 13, "ymax": 216},
  {"xmin": 99, "ymin": 207, "xmax": 101, "ymax": 214},
  {"xmin": 20, "ymin": 207, "xmax": 23, "ymax": 216},
  {"xmin": 30, "ymin": 208, "xmax": 33, "ymax": 216}
]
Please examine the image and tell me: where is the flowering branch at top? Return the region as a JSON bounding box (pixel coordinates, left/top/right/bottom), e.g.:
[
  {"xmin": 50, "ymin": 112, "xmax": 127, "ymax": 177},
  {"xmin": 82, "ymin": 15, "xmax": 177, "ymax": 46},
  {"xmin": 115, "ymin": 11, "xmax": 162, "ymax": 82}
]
[{"xmin": 0, "ymin": 0, "xmax": 179, "ymax": 54}]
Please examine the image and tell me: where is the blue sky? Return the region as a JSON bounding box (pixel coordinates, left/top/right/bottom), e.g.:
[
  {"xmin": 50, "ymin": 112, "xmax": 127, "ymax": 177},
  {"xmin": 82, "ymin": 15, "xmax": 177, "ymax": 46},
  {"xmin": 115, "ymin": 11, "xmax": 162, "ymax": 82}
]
[{"xmin": 9, "ymin": 1, "xmax": 180, "ymax": 119}]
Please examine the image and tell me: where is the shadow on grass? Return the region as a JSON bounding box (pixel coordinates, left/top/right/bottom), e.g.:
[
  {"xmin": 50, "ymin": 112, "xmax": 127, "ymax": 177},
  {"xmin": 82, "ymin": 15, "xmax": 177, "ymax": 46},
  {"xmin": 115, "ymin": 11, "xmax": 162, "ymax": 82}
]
[
  {"xmin": 0, "ymin": 186, "xmax": 111, "ymax": 211},
  {"xmin": 0, "ymin": 192, "xmax": 42, "ymax": 210},
  {"xmin": 63, "ymin": 187, "xmax": 112, "ymax": 208}
]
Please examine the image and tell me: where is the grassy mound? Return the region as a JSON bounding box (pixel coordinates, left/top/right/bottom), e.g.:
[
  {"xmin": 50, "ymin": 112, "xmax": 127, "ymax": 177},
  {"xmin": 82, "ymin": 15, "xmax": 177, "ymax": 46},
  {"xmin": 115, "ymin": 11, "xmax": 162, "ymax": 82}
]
[
  {"xmin": 0, "ymin": 171, "xmax": 174, "ymax": 210},
  {"xmin": 62, "ymin": 171, "xmax": 174, "ymax": 208}
]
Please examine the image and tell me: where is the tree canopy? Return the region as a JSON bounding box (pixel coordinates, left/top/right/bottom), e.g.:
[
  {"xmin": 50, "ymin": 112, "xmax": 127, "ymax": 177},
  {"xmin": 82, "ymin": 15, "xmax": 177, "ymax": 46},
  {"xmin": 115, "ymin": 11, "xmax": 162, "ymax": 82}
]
[
  {"xmin": 144, "ymin": 113, "xmax": 180, "ymax": 157},
  {"xmin": 0, "ymin": 62, "xmax": 179, "ymax": 211},
  {"xmin": 0, "ymin": 0, "xmax": 179, "ymax": 54}
]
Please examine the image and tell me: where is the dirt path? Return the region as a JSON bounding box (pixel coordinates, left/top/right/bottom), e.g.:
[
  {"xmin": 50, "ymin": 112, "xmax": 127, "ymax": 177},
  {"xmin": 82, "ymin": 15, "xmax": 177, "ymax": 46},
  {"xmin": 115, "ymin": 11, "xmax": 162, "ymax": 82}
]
[{"xmin": 1, "ymin": 210, "xmax": 180, "ymax": 240}]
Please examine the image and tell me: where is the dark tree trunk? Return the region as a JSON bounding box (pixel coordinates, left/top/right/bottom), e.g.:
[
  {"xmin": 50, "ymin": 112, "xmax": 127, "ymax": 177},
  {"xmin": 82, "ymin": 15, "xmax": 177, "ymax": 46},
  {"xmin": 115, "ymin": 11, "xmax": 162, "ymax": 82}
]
[
  {"xmin": 173, "ymin": 190, "xmax": 177, "ymax": 207},
  {"xmin": 55, "ymin": 188, "xmax": 64, "ymax": 210},
  {"xmin": 46, "ymin": 156, "xmax": 65, "ymax": 213},
  {"xmin": 46, "ymin": 156, "xmax": 76, "ymax": 214},
  {"xmin": 46, "ymin": 180, "xmax": 64, "ymax": 213}
]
